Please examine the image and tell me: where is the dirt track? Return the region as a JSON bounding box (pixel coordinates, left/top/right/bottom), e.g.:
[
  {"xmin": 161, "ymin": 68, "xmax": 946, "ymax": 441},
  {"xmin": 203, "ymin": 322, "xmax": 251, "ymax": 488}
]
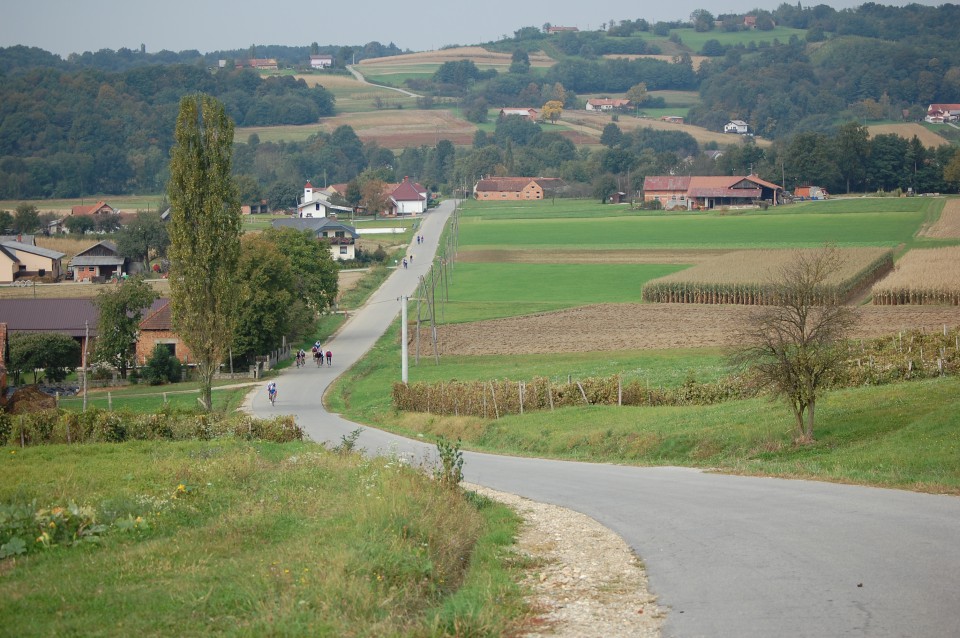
[{"xmin": 424, "ymin": 303, "xmax": 960, "ymax": 355}]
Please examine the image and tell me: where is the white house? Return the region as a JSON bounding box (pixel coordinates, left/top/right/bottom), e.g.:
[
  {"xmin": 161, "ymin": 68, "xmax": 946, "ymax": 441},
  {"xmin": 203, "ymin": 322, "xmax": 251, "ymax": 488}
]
[
  {"xmin": 389, "ymin": 177, "xmax": 429, "ymax": 215},
  {"xmin": 586, "ymin": 98, "xmax": 631, "ymax": 112},
  {"xmin": 270, "ymin": 218, "xmax": 359, "ymax": 261},
  {"xmin": 296, "ymin": 181, "xmax": 352, "ymax": 218},
  {"xmin": 925, "ymin": 103, "xmax": 960, "ymax": 123},
  {"xmin": 724, "ymin": 120, "xmax": 749, "ymax": 134},
  {"xmin": 310, "ymin": 54, "xmax": 333, "ymax": 69}
]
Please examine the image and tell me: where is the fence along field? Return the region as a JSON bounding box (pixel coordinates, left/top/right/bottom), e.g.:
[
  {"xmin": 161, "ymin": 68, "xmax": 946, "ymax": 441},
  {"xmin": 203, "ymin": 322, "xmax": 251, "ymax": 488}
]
[
  {"xmin": 872, "ymin": 246, "xmax": 960, "ymax": 305},
  {"xmin": 641, "ymin": 248, "xmax": 893, "ymax": 305}
]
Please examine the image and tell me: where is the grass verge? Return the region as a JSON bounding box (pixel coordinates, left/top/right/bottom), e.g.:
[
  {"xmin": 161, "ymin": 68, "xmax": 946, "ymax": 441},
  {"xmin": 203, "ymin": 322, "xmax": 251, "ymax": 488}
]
[{"xmin": 0, "ymin": 440, "xmax": 525, "ymax": 636}]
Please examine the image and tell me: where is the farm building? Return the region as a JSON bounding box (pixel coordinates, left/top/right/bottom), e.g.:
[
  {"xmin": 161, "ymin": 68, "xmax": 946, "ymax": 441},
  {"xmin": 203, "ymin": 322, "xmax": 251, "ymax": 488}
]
[
  {"xmin": 642, "ymin": 175, "xmax": 783, "ymax": 210},
  {"xmin": 271, "ymin": 217, "xmax": 359, "ymax": 261},
  {"xmin": 586, "ymin": 99, "xmax": 632, "ymax": 112},
  {"xmin": 68, "ymin": 240, "xmax": 126, "ymax": 282},
  {"xmin": 661, "ymin": 115, "xmax": 684, "ymax": 124},
  {"xmin": 499, "ymin": 108, "xmax": 539, "ymax": 121},
  {"xmin": 924, "ymin": 103, "xmax": 960, "ymax": 123},
  {"xmin": 0, "ymin": 240, "xmax": 64, "ymax": 283},
  {"xmin": 474, "ymin": 177, "xmax": 563, "ymax": 201},
  {"xmin": 724, "ymin": 120, "xmax": 749, "ymax": 134},
  {"xmin": 136, "ymin": 300, "xmax": 195, "ymax": 366},
  {"xmin": 310, "ymin": 54, "xmax": 333, "ymax": 69}
]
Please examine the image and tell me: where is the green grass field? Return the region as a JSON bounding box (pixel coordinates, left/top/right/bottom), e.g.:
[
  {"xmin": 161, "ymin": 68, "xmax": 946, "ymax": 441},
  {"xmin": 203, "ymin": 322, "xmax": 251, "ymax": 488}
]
[
  {"xmin": 667, "ymin": 26, "xmax": 809, "ymax": 52},
  {"xmin": 439, "ymin": 262, "xmax": 686, "ymax": 322},
  {"xmin": 0, "ymin": 439, "xmax": 524, "ymax": 635},
  {"xmin": 0, "ymin": 195, "xmax": 166, "ymax": 213}
]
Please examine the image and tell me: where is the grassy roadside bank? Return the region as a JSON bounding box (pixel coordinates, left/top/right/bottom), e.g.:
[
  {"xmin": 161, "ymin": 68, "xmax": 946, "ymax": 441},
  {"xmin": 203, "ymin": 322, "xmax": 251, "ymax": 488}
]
[
  {"xmin": 326, "ymin": 320, "xmax": 960, "ymax": 495},
  {"xmin": 0, "ymin": 439, "xmax": 526, "ymax": 636}
]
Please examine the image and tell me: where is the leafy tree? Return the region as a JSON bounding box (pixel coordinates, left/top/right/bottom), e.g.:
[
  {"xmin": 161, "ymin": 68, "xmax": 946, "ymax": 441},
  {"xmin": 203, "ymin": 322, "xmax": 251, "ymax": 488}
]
[
  {"xmin": 260, "ymin": 227, "xmax": 339, "ymax": 311},
  {"xmin": 231, "ymin": 235, "xmax": 294, "ymax": 363},
  {"xmin": 142, "ymin": 344, "xmax": 182, "ymax": 385},
  {"xmin": 733, "ymin": 247, "xmax": 855, "ymax": 444},
  {"xmin": 592, "ymin": 174, "xmax": 618, "ymax": 203},
  {"xmin": 94, "ymin": 277, "xmax": 158, "ymax": 379},
  {"xmin": 167, "ymin": 94, "xmax": 242, "ymax": 411},
  {"xmin": 625, "ymin": 82, "xmax": 648, "ymax": 106},
  {"xmin": 94, "ymin": 213, "xmax": 122, "ymax": 234},
  {"xmin": 600, "ymin": 123, "xmax": 625, "ymax": 148},
  {"xmin": 8, "ymin": 332, "xmax": 80, "ymax": 384},
  {"xmin": 833, "ymin": 122, "xmax": 869, "ymax": 194},
  {"xmin": 944, "ymin": 150, "xmax": 960, "ymax": 189},
  {"xmin": 0, "ymin": 210, "xmax": 12, "ymax": 233},
  {"xmin": 65, "ymin": 215, "xmax": 95, "ymax": 235},
  {"xmin": 13, "ymin": 203, "xmax": 40, "ymax": 234},
  {"xmin": 690, "ymin": 9, "xmax": 715, "ymax": 32},
  {"xmin": 115, "ymin": 211, "xmax": 168, "ymax": 271},
  {"xmin": 266, "ymin": 180, "xmax": 300, "ymax": 211},
  {"xmin": 509, "ymin": 49, "xmax": 531, "ymax": 74},
  {"xmin": 360, "ymin": 178, "xmax": 389, "ymax": 216},
  {"xmin": 541, "ymin": 100, "xmax": 564, "ymax": 123}
]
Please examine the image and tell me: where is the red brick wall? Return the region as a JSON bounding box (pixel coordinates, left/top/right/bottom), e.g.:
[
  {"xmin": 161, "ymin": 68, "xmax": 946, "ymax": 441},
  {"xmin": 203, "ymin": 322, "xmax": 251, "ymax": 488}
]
[{"xmin": 136, "ymin": 329, "xmax": 194, "ymax": 365}]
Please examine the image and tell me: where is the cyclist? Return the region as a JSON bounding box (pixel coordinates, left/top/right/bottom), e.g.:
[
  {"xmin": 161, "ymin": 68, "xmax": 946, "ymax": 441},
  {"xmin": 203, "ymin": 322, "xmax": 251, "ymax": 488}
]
[
  {"xmin": 267, "ymin": 381, "xmax": 277, "ymax": 405},
  {"xmin": 325, "ymin": 350, "xmax": 332, "ymax": 366}
]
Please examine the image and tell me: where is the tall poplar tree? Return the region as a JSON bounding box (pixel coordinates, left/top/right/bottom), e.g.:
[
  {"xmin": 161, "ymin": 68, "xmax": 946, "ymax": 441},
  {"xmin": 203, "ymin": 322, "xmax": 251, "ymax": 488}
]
[{"xmin": 167, "ymin": 94, "xmax": 242, "ymax": 410}]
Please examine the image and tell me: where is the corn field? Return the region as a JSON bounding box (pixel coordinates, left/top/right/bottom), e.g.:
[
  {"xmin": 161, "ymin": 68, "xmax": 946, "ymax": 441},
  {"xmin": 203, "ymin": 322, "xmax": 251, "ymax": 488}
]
[
  {"xmin": 642, "ymin": 248, "xmax": 893, "ymax": 305},
  {"xmin": 872, "ymin": 246, "xmax": 960, "ymax": 306}
]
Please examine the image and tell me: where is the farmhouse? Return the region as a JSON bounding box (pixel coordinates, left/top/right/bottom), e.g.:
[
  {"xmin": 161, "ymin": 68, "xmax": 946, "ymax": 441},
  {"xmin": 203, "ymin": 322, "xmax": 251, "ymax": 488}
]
[
  {"xmin": 71, "ymin": 201, "xmax": 116, "ymax": 217},
  {"xmin": 389, "ymin": 177, "xmax": 429, "ymax": 215},
  {"xmin": 136, "ymin": 299, "xmax": 195, "ymax": 366},
  {"xmin": 586, "ymin": 99, "xmax": 632, "ymax": 112},
  {"xmin": 270, "ymin": 217, "xmax": 360, "ymax": 261},
  {"xmin": 924, "ymin": 103, "xmax": 960, "ymax": 123},
  {"xmin": 499, "ymin": 108, "xmax": 539, "ymax": 121},
  {"xmin": 296, "ymin": 181, "xmax": 352, "ymax": 218},
  {"xmin": 473, "ymin": 177, "xmax": 563, "ymax": 201},
  {"xmin": 236, "ymin": 58, "xmax": 279, "ymax": 70},
  {"xmin": 0, "ymin": 240, "xmax": 64, "ymax": 283},
  {"xmin": 68, "ymin": 240, "xmax": 126, "ymax": 282},
  {"xmin": 310, "ymin": 54, "xmax": 333, "ymax": 69},
  {"xmin": 642, "ymin": 175, "xmax": 783, "ymax": 210},
  {"xmin": 661, "ymin": 115, "xmax": 684, "ymax": 124},
  {"xmin": 724, "ymin": 120, "xmax": 749, "ymax": 134}
]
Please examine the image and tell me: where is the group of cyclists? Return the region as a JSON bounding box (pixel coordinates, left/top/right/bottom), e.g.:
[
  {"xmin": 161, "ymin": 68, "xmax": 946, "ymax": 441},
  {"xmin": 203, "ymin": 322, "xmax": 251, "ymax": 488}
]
[{"xmin": 272, "ymin": 342, "xmax": 333, "ymax": 405}]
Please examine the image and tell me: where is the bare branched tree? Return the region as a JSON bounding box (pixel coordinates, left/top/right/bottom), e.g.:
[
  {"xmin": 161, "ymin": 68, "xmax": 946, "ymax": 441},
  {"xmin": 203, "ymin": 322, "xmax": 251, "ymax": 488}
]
[{"xmin": 733, "ymin": 246, "xmax": 856, "ymax": 444}]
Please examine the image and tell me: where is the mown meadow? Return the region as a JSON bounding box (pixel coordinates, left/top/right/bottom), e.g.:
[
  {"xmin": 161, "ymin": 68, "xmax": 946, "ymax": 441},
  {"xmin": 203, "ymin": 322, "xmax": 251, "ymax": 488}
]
[{"xmin": 326, "ymin": 195, "xmax": 960, "ymax": 493}]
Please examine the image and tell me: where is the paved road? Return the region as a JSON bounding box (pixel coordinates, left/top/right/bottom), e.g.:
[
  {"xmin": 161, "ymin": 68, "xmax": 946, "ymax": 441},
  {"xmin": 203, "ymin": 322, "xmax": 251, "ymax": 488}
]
[{"xmin": 252, "ymin": 200, "xmax": 960, "ymax": 638}]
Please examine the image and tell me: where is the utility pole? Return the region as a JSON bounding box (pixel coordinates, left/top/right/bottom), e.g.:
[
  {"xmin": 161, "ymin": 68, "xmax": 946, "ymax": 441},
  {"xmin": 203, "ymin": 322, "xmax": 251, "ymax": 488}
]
[
  {"xmin": 82, "ymin": 320, "xmax": 89, "ymax": 412},
  {"xmin": 400, "ymin": 296, "xmax": 409, "ymax": 383}
]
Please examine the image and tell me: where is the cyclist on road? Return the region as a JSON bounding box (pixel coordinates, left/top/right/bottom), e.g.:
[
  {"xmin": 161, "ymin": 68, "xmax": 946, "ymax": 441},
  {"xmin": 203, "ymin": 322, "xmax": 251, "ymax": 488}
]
[{"xmin": 267, "ymin": 381, "xmax": 277, "ymax": 405}]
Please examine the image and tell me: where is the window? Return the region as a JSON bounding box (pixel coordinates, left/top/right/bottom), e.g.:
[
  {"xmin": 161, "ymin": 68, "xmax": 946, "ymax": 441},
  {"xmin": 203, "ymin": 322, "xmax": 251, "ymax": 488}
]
[{"xmin": 339, "ymin": 246, "xmax": 347, "ymax": 255}]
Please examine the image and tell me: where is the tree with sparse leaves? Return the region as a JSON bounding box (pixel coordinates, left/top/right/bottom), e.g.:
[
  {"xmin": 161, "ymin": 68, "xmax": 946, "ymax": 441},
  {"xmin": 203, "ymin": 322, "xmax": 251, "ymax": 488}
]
[
  {"xmin": 94, "ymin": 276, "xmax": 158, "ymax": 379},
  {"xmin": 733, "ymin": 247, "xmax": 855, "ymax": 444},
  {"xmin": 167, "ymin": 94, "xmax": 242, "ymax": 410}
]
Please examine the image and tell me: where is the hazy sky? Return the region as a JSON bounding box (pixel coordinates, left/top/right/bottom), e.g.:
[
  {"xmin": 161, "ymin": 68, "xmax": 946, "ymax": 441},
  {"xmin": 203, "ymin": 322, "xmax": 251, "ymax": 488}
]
[{"xmin": 1, "ymin": 0, "xmax": 944, "ymax": 57}]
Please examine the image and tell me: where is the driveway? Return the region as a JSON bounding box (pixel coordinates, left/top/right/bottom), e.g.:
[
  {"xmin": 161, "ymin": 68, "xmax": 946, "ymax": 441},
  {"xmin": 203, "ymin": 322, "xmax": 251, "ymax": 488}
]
[{"xmin": 252, "ymin": 199, "xmax": 960, "ymax": 637}]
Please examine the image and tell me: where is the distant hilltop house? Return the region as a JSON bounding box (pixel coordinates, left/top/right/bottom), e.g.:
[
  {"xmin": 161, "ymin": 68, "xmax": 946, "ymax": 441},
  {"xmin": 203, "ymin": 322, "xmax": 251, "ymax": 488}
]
[
  {"xmin": 642, "ymin": 175, "xmax": 783, "ymax": 210},
  {"xmin": 661, "ymin": 115, "xmax": 684, "ymax": 124},
  {"xmin": 586, "ymin": 98, "xmax": 632, "ymax": 112},
  {"xmin": 925, "ymin": 103, "xmax": 960, "ymax": 123},
  {"xmin": 473, "ymin": 177, "xmax": 564, "ymax": 201},
  {"xmin": 310, "ymin": 54, "xmax": 333, "ymax": 69},
  {"xmin": 271, "ymin": 217, "xmax": 359, "ymax": 261},
  {"xmin": 546, "ymin": 26, "xmax": 579, "ymax": 34},
  {"xmin": 724, "ymin": 120, "xmax": 750, "ymax": 134},
  {"xmin": 499, "ymin": 107, "xmax": 539, "ymax": 121},
  {"xmin": 236, "ymin": 58, "xmax": 279, "ymax": 70}
]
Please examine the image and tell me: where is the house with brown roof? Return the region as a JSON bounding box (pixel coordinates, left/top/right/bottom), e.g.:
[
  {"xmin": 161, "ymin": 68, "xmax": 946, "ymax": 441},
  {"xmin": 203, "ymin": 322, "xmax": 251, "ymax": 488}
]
[
  {"xmin": 296, "ymin": 181, "xmax": 353, "ymax": 218},
  {"xmin": 136, "ymin": 300, "xmax": 195, "ymax": 365},
  {"xmin": 925, "ymin": 103, "xmax": 960, "ymax": 123},
  {"xmin": 499, "ymin": 108, "xmax": 539, "ymax": 121},
  {"xmin": 236, "ymin": 58, "xmax": 279, "ymax": 70},
  {"xmin": 68, "ymin": 240, "xmax": 126, "ymax": 282},
  {"xmin": 390, "ymin": 177, "xmax": 429, "ymax": 215},
  {"xmin": 642, "ymin": 175, "xmax": 783, "ymax": 210},
  {"xmin": 70, "ymin": 201, "xmax": 116, "ymax": 217},
  {"xmin": 473, "ymin": 177, "xmax": 564, "ymax": 201},
  {"xmin": 586, "ymin": 99, "xmax": 632, "ymax": 112},
  {"xmin": 0, "ymin": 240, "xmax": 64, "ymax": 282}
]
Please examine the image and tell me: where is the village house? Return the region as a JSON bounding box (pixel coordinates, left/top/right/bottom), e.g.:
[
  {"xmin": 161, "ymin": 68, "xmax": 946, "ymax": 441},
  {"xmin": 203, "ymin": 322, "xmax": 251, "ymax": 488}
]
[
  {"xmin": 310, "ymin": 54, "xmax": 333, "ymax": 69},
  {"xmin": 70, "ymin": 201, "xmax": 116, "ymax": 217},
  {"xmin": 586, "ymin": 99, "xmax": 632, "ymax": 112},
  {"xmin": 724, "ymin": 120, "xmax": 750, "ymax": 134},
  {"xmin": 68, "ymin": 240, "xmax": 126, "ymax": 282},
  {"xmin": 642, "ymin": 175, "xmax": 783, "ymax": 210},
  {"xmin": 473, "ymin": 177, "xmax": 563, "ymax": 201},
  {"xmin": 270, "ymin": 217, "xmax": 360, "ymax": 261},
  {"xmin": 296, "ymin": 181, "xmax": 353, "ymax": 218},
  {"xmin": 0, "ymin": 240, "xmax": 64, "ymax": 283},
  {"xmin": 389, "ymin": 177, "xmax": 429, "ymax": 215},
  {"xmin": 136, "ymin": 300, "xmax": 194, "ymax": 366},
  {"xmin": 236, "ymin": 58, "xmax": 279, "ymax": 70},
  {"xmin": 499, "ymin": 108, "xmax": 539, "ymax": 121},
  {"xmin": 924, "ymin": 103, "xmax": 960, "ymax": 123},
  {"xmin": 661, "ymin": 115, "xmax": 685, "ymax": 124}
]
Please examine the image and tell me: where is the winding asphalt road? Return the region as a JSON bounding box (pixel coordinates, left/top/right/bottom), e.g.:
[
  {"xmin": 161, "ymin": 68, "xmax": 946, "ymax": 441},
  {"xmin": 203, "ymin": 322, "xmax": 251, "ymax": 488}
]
[{"xmin": 252, "ymin": 200, "xmax": 960, "ymax": 637}]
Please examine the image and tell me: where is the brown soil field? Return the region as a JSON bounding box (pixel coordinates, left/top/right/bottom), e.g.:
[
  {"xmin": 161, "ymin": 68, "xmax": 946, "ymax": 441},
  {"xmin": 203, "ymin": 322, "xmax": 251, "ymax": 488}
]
[
  {"xmin": 561, "ymin": 111, "xmax": 771, "ymax": 148},
  {"xmin": 425, "ymin": 303, "xmax": 960, "ymax": 355},
  {"xmin": 459, "ymin": 248, "xmax": 731, "ymax": 264},
  {"xmin": 867, "ymin": 123, "xmax": 948, "ymax": 148},
  {"xmin": 921, "ymin": 198, "xmax": 960, "ymax": 238},
  {"xmin": 602, "ymin": 53, "xmax": 708, "ymax": 71},
  {"xmin": 317, "ymin": 109, "xmax": 476, "ymax": 147},
  {"xmin": 359, "ymin": 47, "xmax": 555, "ymax": 68}
]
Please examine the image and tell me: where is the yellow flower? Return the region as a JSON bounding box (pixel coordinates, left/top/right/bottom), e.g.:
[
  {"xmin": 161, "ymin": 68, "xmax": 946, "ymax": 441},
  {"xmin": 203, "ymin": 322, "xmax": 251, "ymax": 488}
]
[
  {"xmin": 177, "ymin": 484, "xmax": 186, "ymax": 492},
  {"xmin": 10, "ymin": 450, "xmax": 15, "ymax": 455},
  {"xmin": 48, "ymin": 521, "xmax": 56, "ymax": 528},
  {"xmin": 135, "ymin": 516, "xmax": 143, "ymax": 524}
]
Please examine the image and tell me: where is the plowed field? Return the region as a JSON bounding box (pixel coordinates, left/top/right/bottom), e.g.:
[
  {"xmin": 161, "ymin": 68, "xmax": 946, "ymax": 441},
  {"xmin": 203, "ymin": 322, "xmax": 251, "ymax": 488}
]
[{"xmin": 423, "ymin": 303, "xmax": 960, "ymax": 355}]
